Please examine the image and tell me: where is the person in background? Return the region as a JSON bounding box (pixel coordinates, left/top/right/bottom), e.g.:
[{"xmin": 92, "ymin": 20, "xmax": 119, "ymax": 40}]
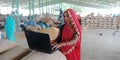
[
  {"xmin": 77, "ymin": 14, "xmax": 81, "ymax": 25},
  {"xmin": 58, "ymin": 8, "xmax": 64, "ymax": 28},
  {"xmin": 0, "ymin": 30, "xmax": 2, "ymax": 39},
  {"xmin": 5, "ymin": 15, "xmax": 15, "ymax": 42},
  {"xmin": 0, "ymin": 28, "xmax": 4, "ymax": 39},
  {"xmin": 53, "ymin": 9, "xmax": 82, "ymax": 60}
]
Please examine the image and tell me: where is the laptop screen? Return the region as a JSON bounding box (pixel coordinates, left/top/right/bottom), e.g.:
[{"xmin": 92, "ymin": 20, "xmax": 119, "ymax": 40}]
[{"xmin": 24, "ymin": 30, "xmax": 53, "ymax": 53}]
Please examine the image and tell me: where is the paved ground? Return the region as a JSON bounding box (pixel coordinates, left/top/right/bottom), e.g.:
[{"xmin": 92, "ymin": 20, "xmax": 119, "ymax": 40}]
[
  {"xmin": 15, "ymin": 31, "xmax": 29, "ymax": 48},
  {"xmin": 15, "ymin": 29, "xmax": 120, "ymax": 60},
  {"xmin": 82, "ymin": 29, "xmax": 120, "ymax": 60}
]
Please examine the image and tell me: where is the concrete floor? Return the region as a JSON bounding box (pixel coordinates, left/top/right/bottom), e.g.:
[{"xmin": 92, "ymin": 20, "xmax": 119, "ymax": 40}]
[
  {"xmin": 82, "ymin": 29, "xmax": 120, "ymax": 60},
  {"xmin": 15, "ymin": 31, "xmax": 29, "ymax": 48},
  {"xmin": 15, "ymin": 29, "xmax": 120, "ymax": 60}
]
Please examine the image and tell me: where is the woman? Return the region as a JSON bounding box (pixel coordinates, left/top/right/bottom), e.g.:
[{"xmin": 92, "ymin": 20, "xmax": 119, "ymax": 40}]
[
  {"xmin": 5, "ymin": 15, "xmax": 15, "ymax": 42},
  {"xmin": 53, "ymin": 9, "xmax": 82, "ymax": 60}
]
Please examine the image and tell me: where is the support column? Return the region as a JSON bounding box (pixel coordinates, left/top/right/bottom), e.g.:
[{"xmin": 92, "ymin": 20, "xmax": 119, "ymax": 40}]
[
  {"xmin": 28, "ymin": 0, "xmax": 32, "ymax": 20},
  {"xmin": 39, "ymin": 0, "xmax": 41, "ymax": 14},
  {"xmin": 59, "ymin": 0, "xmax": 60, "ymax": 9},
  {"xmin": 32, "ymin": 0, "xmax": 35, "ymax": 21},
  {"xmin": 50, "ymin": 5, "xmax": 52, "ymax": 14},
  {"xmin": 11, "ymin": 0, "xmax": 20, "ymax": 31},
  {"xmin": 0, "ymin": 6, "xmax": 1, "ymax": 14},
  {"xmin": 53, "ymin": 0, "xmax": 55, "ymax": 15},
  {"xmin": 16, "ymin": 0, "xmax": 20, "ymax": 31},
  {"xmin": 45, "ymin": 0, "xmax": 47, "ymax": 13},
  {"xmin": 60, "ymin": 0, "xmax": 63, "ymax": 9},
  {"xmin": 42, "ymin": 0, "xmax": 44, "ymax": 15},
  {"xmin": 11, "ymin": 0, "xmax": 14, "ymax": 10}
]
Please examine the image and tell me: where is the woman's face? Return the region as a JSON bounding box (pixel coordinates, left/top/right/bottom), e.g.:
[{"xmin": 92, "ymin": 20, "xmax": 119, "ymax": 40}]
[{"xmin": 63, "ymin": 12, "xmax": 71, "ymax": 23}]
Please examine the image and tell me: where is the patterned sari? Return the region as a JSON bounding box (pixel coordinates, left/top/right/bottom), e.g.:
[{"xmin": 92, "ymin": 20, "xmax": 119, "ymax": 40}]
[{"xmin": 60, "ymin": 9, "xmax": 82, "ymax": 60}]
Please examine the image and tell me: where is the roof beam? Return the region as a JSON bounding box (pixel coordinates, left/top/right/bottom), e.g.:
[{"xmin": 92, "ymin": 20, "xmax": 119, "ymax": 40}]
[
  {"xmin": 22, "ymin": 0, "xmax": 63, "ymax": 9},
  {"xmin": 63, "ymin": 0, "xmax": 112, "ymax": 9},
  {"xmin": 21, "ymin": 0, "xmax": 112, "ymax": 9}
]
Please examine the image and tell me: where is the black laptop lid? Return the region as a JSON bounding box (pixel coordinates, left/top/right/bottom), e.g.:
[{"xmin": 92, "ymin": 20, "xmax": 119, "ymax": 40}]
[{"xmin": 25, "ymin": 30, "xmax": 53, "ymax": 53}]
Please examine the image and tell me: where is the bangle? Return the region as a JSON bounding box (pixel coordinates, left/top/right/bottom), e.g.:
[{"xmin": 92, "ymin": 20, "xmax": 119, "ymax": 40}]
[
  {"xmin": 63, "ymin": 45, "xmax": 75, "ymax": 55},
  {"xmin": 66, "ymin": 42, "xmax": 68, "ymax": 46},
  {"xmin": 61, "ymin": 43, "xmax": 65, "ymax": 47}
]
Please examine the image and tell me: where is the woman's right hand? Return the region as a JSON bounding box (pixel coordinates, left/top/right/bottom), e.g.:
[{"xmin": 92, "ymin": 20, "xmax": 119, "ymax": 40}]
[
  {"xmin": 51, "ymin": 43, "xmax": 61, "ymax": 50},
  {"xmin": 52, "ymin": 42, "xmax": 66, "ymax": 50}
]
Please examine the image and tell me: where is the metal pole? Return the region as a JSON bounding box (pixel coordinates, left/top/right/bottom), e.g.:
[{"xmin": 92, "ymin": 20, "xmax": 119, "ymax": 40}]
[
  {"xmin": 59, "ymin": 0, "xmax": 60, "ymax": 9},
  {"xmin": 45, "ymin": 0, "xmax": 47, "ymax": 13},
  {"xmin": 28, "ymin": 0, "xmax": 31, "ymax": 20},
  {"xmin": 40, "ymin": 0, "xmax": 42, "ymax": 15},
  {"xmin": 47, "ymin": 0, "xmax": 49, "ymax": 13},
  {"xmin": 53, "ymin": 0, "xmax": 55, "ymax": 15},
  {"xmin": 50, "ymin": 5, "xmax": 52, "ymax": 14},
  {"xmin": 0, "ymin": 6, "xmax": 1, "ymax": 14},
  {"xmin": 39, "ymin": 0, "xmax": 40, "ymax": 14},
  {"xmin": 16, "ymin": 0, "xmax": 20, "ymax": 31},
  {"xmin": 32, "ymin": 0, "xmax": 35, "ymax": 20},
  {"xmin": 42, "ymin": 0, "xmax": 44, "ymax": 15},
  {"xmin": 60, "ymin": 0, "xmax": 62, "ymax": 9},
  {"xmin": 50, "ymin": 0, "xmax": 52, "ymax": 14},
  {"xmin": 11, "ymin": 0, "xmax": 14, "ymax": 11}
]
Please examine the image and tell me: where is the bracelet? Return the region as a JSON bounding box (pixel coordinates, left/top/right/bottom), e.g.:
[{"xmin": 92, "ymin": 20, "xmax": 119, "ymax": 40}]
[
  {"xmin": 63, "ymin": 45, "xmax": 75, "ymax": 55},
  {"xmin": 66, "ymin": 42, "xmax": 67, "ymax": 46}
]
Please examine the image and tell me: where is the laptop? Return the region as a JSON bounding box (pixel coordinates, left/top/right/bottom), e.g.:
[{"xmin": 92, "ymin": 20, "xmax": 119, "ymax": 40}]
[{"xmin": 24, "ymin": 30, "xmax": 59, "ymax": 54}]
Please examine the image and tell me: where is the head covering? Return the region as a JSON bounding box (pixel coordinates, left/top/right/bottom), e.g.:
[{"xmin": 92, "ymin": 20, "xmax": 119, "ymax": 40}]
[{"xmin": 62, "ymin": 8, "xmax": 82, "ymax": 41}]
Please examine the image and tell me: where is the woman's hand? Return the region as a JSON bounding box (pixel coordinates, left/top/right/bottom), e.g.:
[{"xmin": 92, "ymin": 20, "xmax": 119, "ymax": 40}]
[
  {"xmin": 53, "ymin": 43, "xmax": 62, "ymax": 49},
  {"xmin": 52, "ymin": 42, "xmax": 66, "ymax": 50}
]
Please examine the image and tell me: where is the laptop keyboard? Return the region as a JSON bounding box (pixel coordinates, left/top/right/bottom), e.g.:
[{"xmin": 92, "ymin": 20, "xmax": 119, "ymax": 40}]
[{"xmin": 51, "ymin": 45, "xmax": 60, "ymax": 51}]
